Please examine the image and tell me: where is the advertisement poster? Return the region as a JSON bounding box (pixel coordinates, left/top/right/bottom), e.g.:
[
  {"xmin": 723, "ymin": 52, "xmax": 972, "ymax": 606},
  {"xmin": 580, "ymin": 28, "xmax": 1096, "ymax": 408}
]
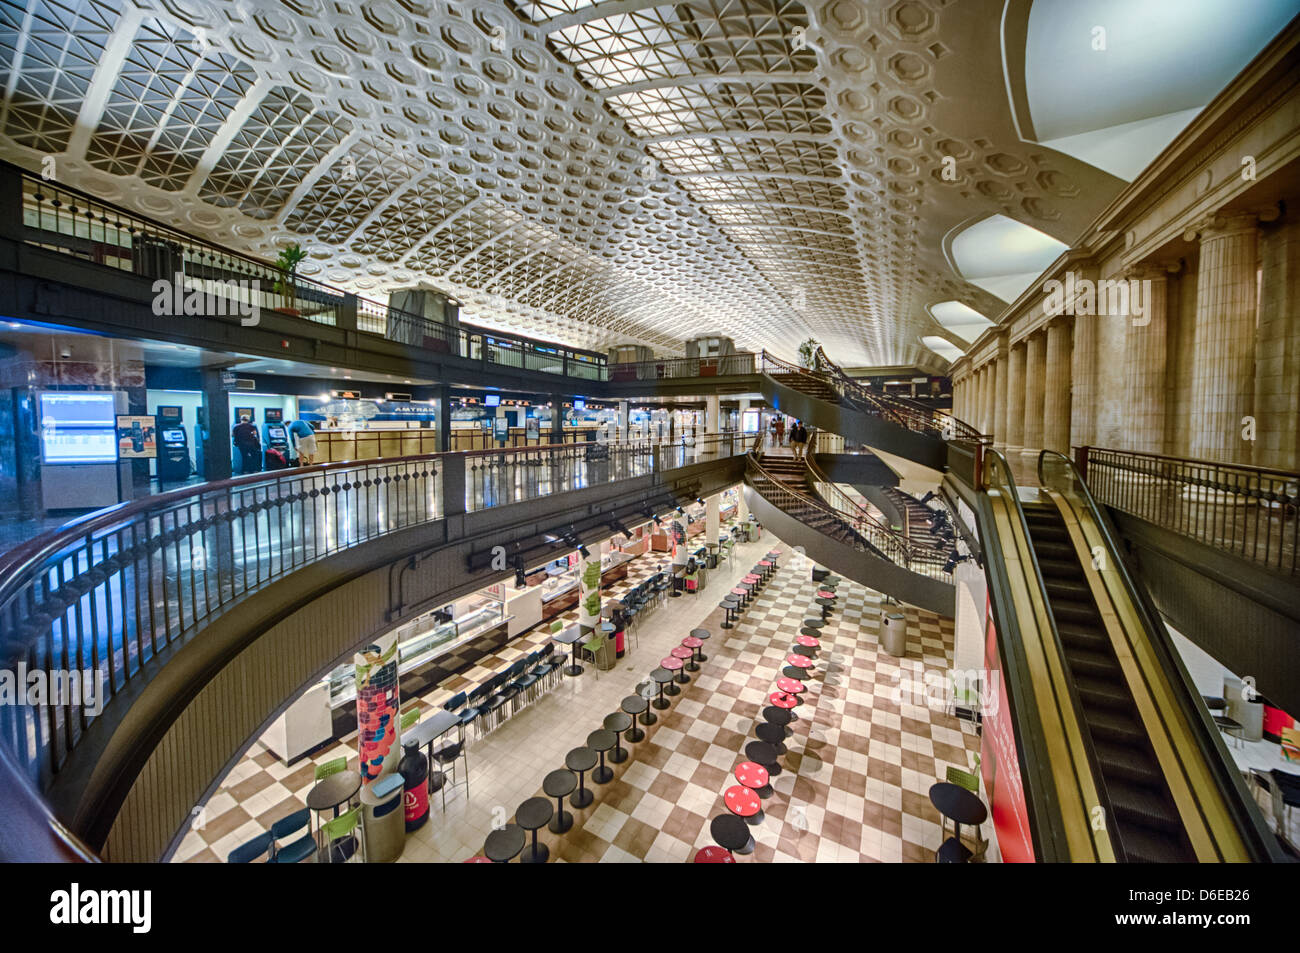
[
  {"xmin": 526, "ymin": 416, "xmax": 539, "ymax": 441},
  {"xmin": 981, "ymin": 592, "xmax": 1035, "ymax": 862},
  {"xmin": 116, "ymin": 415, "xmax": 157, "ymax": 459}
]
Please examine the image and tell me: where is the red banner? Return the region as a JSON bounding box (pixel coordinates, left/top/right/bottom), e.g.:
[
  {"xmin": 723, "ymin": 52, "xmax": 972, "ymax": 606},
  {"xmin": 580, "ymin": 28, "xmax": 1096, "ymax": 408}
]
[{"xmin": 980, "ymin": 591, "xmax": 1035, "ymax": 862}]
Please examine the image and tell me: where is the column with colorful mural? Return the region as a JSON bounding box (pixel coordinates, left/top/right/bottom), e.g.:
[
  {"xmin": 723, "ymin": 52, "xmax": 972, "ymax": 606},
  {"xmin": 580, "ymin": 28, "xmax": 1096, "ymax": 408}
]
[
  {"xmin": 578, "ymin": 552, "xmax": 606, "ymax": 666},
  {"xmin": 355, "ymin": 631, "xmax": 401, "ymax": 786}
]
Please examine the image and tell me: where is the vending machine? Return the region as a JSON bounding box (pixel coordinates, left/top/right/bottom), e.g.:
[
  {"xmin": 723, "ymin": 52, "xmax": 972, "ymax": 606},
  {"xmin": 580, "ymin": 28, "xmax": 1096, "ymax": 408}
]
[
  {"xmin": 155, "ymin": 405, "xmax": 191, "ymax": 483},
  {"xmin": 263, "ymin": 408, "xmax": 291, "ymax": 469}
]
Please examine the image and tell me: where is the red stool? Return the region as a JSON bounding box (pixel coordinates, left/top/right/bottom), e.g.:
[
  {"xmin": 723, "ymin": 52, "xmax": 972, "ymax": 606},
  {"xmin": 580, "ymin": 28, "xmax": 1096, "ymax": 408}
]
[
  {"xmin": 669, "ymin": 645, "xmax": 693, "ymax": 682},
  {"xmin": 682, "ymin": 636, "xmax": 704, "ymax": 671},
  {"xmin": 463, "ymin": 855, "xmax": 492, "ymax": 863},
  {"xmin": 769, "ymin": 690, "xmax": 799, "ymax": 709},
  {"xmin": 731, "ymin": 586, "xmax": 749, "ymax": 610},
  {"xmin": 786, "ymin": 653, "xmax": 814, "ymax": 670},
  {"xmin": 694, "ymin": 846, "xmax": 735, "ymax": 863},
  {"xmin": 796, "ymin": 634, "xmax": 820, "ymax": 648},
  {"xmin": 660, "ymin": 655, "xmax": 684, "ymax": 695},
  {"xmin": 734, "ymin": 761, "xmax": 771, "ymax": 798},
  {"xmin": 776, "ymin": 676, "xmax": 806, "ymax": 695},
  {"xmin": 724, "ymin": 785, "xmax": 763, "ymax": 825}
]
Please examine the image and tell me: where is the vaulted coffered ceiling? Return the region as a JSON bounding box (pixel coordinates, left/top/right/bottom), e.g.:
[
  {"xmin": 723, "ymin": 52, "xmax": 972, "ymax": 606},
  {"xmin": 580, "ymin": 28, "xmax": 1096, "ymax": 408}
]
[{"xmin": 0, "ymin": 0, "xmax": 1193, "ymax": 366}]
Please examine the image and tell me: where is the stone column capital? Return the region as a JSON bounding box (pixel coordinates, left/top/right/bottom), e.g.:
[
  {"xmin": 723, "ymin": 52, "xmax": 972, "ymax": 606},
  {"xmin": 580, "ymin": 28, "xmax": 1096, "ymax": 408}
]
[
  {"xmin": 1183, "ymin": 205, "xmax": 1280, "ymax": 243},
  {"xmin": 1123, "ymin": 258, "xmax": 1183, "ymax": 281}
]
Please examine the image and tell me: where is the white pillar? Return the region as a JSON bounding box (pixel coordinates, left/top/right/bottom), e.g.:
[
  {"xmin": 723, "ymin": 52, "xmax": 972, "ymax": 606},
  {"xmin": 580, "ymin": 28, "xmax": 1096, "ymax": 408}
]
[
  {"xmin": 618, "ymin": 399, "xmax": 629, "ymax": 440},
  {"xmin": 706, "ymin": 493, "xmax": 720, "ymax": 546}
]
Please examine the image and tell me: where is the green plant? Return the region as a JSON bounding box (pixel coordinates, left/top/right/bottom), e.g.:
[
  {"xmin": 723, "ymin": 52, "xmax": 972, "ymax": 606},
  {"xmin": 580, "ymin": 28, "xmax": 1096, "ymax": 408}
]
[
  {"xmin": 273, "ymin": 242, "xmax": 308, "ymax": 304},
  {"xmin": 798, "ymin": 337, "xmax": 819, "ymax": 368}
]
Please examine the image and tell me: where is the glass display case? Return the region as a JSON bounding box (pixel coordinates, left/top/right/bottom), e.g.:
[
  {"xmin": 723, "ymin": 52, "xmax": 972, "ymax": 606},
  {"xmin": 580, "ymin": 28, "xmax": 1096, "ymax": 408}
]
[{"xmin": 323, "ymin": 594, "xmax": 506, "ymax": 708}]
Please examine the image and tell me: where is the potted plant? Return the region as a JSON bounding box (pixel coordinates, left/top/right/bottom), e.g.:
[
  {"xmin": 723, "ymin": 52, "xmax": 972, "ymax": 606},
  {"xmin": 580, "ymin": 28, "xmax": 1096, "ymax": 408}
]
[
  {"xmin": 273, "ymin": 242, "xmax": 308, "ymax": 316},
  {"xmin": 798, "ymin": 337, "xmax": 819, "ymax": 369}
]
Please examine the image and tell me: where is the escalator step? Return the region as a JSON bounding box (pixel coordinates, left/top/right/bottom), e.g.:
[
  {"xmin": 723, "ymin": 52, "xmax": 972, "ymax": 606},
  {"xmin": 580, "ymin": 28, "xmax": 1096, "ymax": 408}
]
[
  {"xmin": 1048, "ymin": 600, "xmax": 1101, "ymax": 625},
  {"xmin": 1031, "ymin": 540, "xmax": 1076, "ymax": 560},
  {"xmin": 1094, "ymin": 741, "xmax": 1164, "ymax": 787},
  {"xmin": 1086, "ymin": 707, "xmax": 1148, "ymax": 745},
  {"xmin": 1045, "ymin": 578, "xmax": 1092, "ymax": 601},
  {"xmin": 1108, "ymin": 780, "xmax": 1183, "ymax": 834},
  {"xmin": 1057, "ymin": 623, "xmax": 1111, "ymax": 652},
  {"xmin": 1064, "ymin": 648, "xmax": 1120, "ymax": 680},
  {"xmin": 1076, "ymin": 675, "xmax": 1135, "ymax": 711},
  {"xmin": 1035, "ymin": 557, "xmax": 1078, "ymax": 578},
  {"xmin": 1115, "ymin": 825, "xmax": 1192, "ymax": 863}
]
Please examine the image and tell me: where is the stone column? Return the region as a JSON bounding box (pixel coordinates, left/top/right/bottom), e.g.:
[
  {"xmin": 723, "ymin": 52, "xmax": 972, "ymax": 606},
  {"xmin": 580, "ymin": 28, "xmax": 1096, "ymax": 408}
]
[
  {"xmin": 975, "ymin": 365, "xmax": 988, "ymax": 435},
  {"xmin": 1004, "ymin": 342, "xmax": 1025, "ymax": 452},
  {"xmin": 1044, "ymin": 318, "xmax": 1073, "ymax": 454},
  {"xmin": 993, "ymin": 351, "xmax": 1008, "ymax": 448},
  {"xmin": 706, "ymin": 493, "xmax": 720, "ymax": 548},
  {"xmin": 618, "ymin": 399, "xmax": 629, "ymax": 440},
  {"xmin": 1188, "ymin": 213, "xmax": 1262, "ymax": 464},
  {"xmin": 1123, "ymin": 263, "xmax": 1173, "ymax": 454},
  {"xmin": 1021, "ymin": 331, "xmax": 1046, "ymax": 458},
  {"xmin": 1070, "ymin": 310, "xmax": 1098, "ymax": 450},
  {"xmin": 1254, "ymin": 217, "xmax": 1300, "ymax": 471},
  {"xmin": 705, "ymin": 394, "xmax": 719, "ymax": 435}
]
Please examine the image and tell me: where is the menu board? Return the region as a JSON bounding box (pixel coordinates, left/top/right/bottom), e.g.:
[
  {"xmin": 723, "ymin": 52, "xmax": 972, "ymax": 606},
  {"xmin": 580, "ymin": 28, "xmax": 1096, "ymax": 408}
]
[
  {"xmin": 116, "ymin": 415, "xmax": 157, "ymax": 459},
  {"xmin": 39, "ymin": 392, "xmax": 118, "ymax": 464}
]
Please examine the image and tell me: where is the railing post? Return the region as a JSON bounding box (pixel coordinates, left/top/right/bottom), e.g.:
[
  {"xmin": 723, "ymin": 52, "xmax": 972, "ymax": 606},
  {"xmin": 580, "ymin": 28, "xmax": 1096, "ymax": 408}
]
[
  {"xmin": 338, "ymin": 293, "xmax": 358, "ymax": 332},
  {"xmin": 441, "ymin": 454, "xmax": 466, "ymax": 517},
  {"xmin": 1075, "ymin": 445, "xmax": 1090, "ymax": 482}
]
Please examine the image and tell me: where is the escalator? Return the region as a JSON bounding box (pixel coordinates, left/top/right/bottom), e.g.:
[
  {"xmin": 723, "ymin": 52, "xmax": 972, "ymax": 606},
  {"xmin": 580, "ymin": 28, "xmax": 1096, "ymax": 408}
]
[
  {"xmin": 1022, "ymin": 500, "xmax": 1194, "ymax": 862},
  {"xmin": 975, "ymin": 447, "xmax": 1281, "ymax": 862}
]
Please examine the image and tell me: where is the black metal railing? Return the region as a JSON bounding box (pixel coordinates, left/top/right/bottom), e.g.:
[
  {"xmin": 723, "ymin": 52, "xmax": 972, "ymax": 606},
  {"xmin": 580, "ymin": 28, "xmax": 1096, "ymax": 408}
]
[
  {"xmin": 1078, "ymin": 446, "xmax": 1299, "ymax": 575},
  {"xmin": 15, "ymin": 165, "xmax": 608, "ymax": 381},
  {"xmin": 607, "ymin": 352, "xmax": 757, "ymax": 382},
  {"xmin": 0, "ymin": 430, "xmax": 750, "ymax": 854}
]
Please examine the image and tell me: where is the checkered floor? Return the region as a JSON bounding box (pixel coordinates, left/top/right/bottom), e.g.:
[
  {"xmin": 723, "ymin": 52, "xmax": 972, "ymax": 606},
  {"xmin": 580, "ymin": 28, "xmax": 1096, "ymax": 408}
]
[{"xmin": 174, "ymin": 526, "xmax": 984, "ymax": 863}]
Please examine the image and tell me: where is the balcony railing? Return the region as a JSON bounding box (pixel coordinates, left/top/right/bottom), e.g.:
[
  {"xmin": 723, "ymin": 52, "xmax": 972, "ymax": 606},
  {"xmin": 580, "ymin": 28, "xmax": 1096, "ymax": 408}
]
[
  {"xmin": 15, "ymin": 165, "xmax": 608, "ymax": 381},
  {"xmin": 607, "ymin": 352, "xmax": 757, "ymax": 382},
  {"xmin": 1078, "ymin": 446, "xmax": 1299, "ymax": 575},
  {"xmin": 0, "ymin": 430, "xmax": 748, "ymax": 855}
]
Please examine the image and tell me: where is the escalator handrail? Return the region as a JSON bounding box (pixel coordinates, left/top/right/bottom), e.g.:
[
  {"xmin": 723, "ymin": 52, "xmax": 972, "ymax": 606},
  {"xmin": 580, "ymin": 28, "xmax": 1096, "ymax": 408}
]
[
  {"xmin": 1036, "ymin": 450, "xmax": 1283, "ymax": 860},
  {"xmin": 980, "ymin": 447, "xmax": 1121, "ymax": 861}
]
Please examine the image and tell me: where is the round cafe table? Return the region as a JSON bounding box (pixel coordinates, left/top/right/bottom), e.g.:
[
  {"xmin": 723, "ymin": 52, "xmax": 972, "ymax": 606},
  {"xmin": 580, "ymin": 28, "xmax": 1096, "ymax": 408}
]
[
  {"xmin": 930, "ymin": 782, "xmax": 988, "ymax": 858},
  {"xmin": 693, "ymin": 846, "xmax": 735, "ymax": 863},
  {"xmin": 682, "ymin": 636, "xmax": 704, "ymax": 670},
  {"xmin": 306, "ymin": 770, "xmax": 361, "ymax": 860},
  {"xmin": 650, "ymin": 667, "xmax": 674, "ymax": 709},
  {"xmin": 776, "ymin": 676, "xmax": 806, "ymax": 695},
  {"xmin": 724, "ymin": 784, "xmax": 762, "ymax": 824},
  {"xmin": 786, "ymin": 653, "xmax": 814, "ymax": 669},
  {"xmin": 690, "ymin": 628, "xmax": 711, "ymax": 662},
  {"xmin": 769, "ymin": 690, "xmax": 799, "ymax": 709},
  {"xmin": 795, "ymin": 634, "xmax": 820, "ymax": 648},
  {"xmin": 516, "ymin": 797, "xmax": 554, "ymax": 864},
  {"xmin": 734, "ymin": 761, "xmax": 770, "ymax": 793},
  {"xmin": 621, "ymin": 694, "xmax": 649, "ymax": 740},
  {"xmin": 660, "ymin": 656, "xmax": 685, "ymax": 695},
  {"xmin": 543, "ymin": 769, "xmax": 576, "ymax": 834},
  {"xmin": 669, "ymin": 645, "xmax": 693, "ymax": 682}
]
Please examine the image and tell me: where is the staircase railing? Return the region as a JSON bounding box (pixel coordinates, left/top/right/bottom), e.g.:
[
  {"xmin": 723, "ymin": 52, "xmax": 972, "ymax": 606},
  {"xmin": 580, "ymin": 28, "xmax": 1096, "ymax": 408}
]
[
  {"xmin": 812, "ymin": 346, "xmax": 985, "ymax": 443},
  {"xmin": 746, "ymin": 445, "xmax": 952, "ymax": 583},
  {"xmin": 1077, "ymin": 446, "xmax": 1299, "ymax": 575}
]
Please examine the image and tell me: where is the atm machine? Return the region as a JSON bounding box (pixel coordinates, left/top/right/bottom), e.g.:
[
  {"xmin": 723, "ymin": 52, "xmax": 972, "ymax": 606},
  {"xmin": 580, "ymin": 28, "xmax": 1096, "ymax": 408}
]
[
  {"xmin": 263, "ymin": 408, "xmax": 291, "ymax": 469},
  {"xmin": 155, "ymin": 405, "xmax": 192, "ymax": 484}
]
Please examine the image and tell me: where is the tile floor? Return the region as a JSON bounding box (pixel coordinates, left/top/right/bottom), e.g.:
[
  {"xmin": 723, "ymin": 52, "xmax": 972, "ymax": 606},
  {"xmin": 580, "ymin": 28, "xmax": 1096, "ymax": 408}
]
[{"xmin": 174, "ymin": 524, "xmax": 985, "ymax": 863}]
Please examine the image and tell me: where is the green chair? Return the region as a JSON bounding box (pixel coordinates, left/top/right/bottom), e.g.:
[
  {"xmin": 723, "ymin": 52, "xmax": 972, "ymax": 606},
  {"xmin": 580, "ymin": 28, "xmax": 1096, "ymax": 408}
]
[
  {"xmin": 400, "ymin": 707, "xmax": 421, "ymax": 732},
  {"xmin": 946, "ymin": 753, "xmax": 980, "ymax": 793},
  {"xmin": 319, "ymin": 806, "xmax": 363, "ymax": 863},
  {"xmin": 549, "ymin": 620, "xmax": 564, "ymax": 635},
  {"xmin": 314, "ymin": 757, "xmax": 347, "ymax": 782},
  {"xmin": 582, "ymin": 632, "xmax": 608, "ymax": 678}
]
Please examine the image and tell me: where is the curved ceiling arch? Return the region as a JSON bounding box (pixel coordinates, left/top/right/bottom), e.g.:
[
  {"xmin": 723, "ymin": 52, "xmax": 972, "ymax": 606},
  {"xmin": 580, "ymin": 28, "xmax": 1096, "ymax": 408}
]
[{"xmin": 943, "ymin": 213, "xmax": 1069, "ymax": 304}]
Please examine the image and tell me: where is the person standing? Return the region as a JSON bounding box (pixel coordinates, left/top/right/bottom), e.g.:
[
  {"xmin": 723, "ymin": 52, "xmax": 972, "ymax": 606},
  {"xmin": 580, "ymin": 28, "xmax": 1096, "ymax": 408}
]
[
  {"xmin": 792, "ymin": 421, "xmax": 807, "ymax": 458},
  {"xmin": 288, "ymin": 417, "xmax": 318, "ymax": 465},
  {"xmin": 774, "ymin": 415, "xmax": 785, "ymax": 446},
  {"xmin": 232, "ymin": 415, "xmax": 262, "ymax": 474}
]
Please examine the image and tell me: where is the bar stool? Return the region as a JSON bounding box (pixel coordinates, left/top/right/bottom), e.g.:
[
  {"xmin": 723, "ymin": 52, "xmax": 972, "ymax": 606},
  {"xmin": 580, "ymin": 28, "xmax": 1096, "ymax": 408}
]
[
  {"xmin": 720, "ymin": 596, "xmax": 739, "ymax": 629},
  {"xmin": 484, "ymin": 824, "xmax": 525, "ymax": 863},
  {"xmin": 516, "ymin": 797, "xmax": 553, "ymax": 864},
  {"xmin": 681, "ymin": 634, "xmax": 702, "ymax": 670},
  {"xmin": 762, "ymin": 706, "xmax": 795, "ymax": 736},
  {"xmin": 769, "ymin": 689, "xmax": 800, "ymax": 710},
  {"xmin": 734, "ymin": 760, "xmax": 772, "ymax": 799},
  {"xmin": 755, "ymin": 721, "xmax": 788, "ymax": 755},
  {"xmin": 791, "ymin": 643, "xmax": 817, "ymax": 659},
  {"xmin": 795, "ymin": 634, "xmax": 820, "ymax": 649},
  {"xmin": 668, "ymin": 647, "xmax": 692, "ymax": 684},
  {"xmin": 690, "ymin": 627, "xmax": 710, "ymax": 662},
  {"xmin": 621, "ymin": 694, "xmax": 648, "ymax": 742},
  {"xmin": 603, "ymin": 712, "xmax": 632, "ymax": 764},
  {"xmin": 587, "ymin": 729, "xmax": 616, "ymax": 784},
  {"xmin": 745, "ymin": 740, "xmax": 780, "ymax": 777},
  {"xmin": 543, "ymin": 769, "xmax": 576, "ymax": 835},
  {"xmin": 649, "ymin": 669, "xmax": 673, "ymax": 711},
  {"xmin": 565, "ymin": 747, "xmax": 597, "ymax": 809},
  {"xmin": 724, "ymin": 784, "xmax": 763, "ymax": 826},
  {"xmin": 660, "ymin": 655, "xmax": 685, "ymax": 694},
  {"xmin": 710, "ymin": 814, "xmax": 754, "ymax": 856},
  {"xmin": 694, "ymin": 846, "xmax": 735, "ymax": 863},
  {"xmin": 731, "ymin": 585, "xmax": 750, "ymax": 611}
]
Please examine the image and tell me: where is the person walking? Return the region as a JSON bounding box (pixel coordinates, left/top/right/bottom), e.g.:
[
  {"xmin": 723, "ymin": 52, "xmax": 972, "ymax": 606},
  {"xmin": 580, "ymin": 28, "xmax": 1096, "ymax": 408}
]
[
  {"xmin": 792, "ymin": 421, "xmax": 807, "ymax": 458},
  {"xmin": 232, "ymin": 415, "xmax": 262, "ymax": 474},
  {"xmin": 287, "ymin": 417, "xmax": 318, "ymax": 465},
  {"xmin": 774, "ymin": 415, "xmax": 785, "ymax": 446}
]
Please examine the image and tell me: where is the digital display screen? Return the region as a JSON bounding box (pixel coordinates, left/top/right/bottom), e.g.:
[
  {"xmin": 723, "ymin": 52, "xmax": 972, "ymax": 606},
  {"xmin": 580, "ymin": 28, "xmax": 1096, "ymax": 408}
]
[
  {"xmin": 267, "ymin": 426, "xmax": 285, "ymax": 440},
  {"xmin": 264, "ymin": 408, "xmax": 283, "ymax": 423},
  {"xmin": 493, "ymin": 417, "xmax": 509, "ymax": 441},
  {"xmin": 40, "ymin": 392, "xmax": 118, "ymax": 464},
  {"xmin": 163, "ymin": 430, "xmax": 186, "ymax": 442},
  {"xmin": 573, "ymin": 399, "xmax": 586, "ymax": 411},
  {"xmin": 483, "ymin": 394, "xmax": 500, "ymax": 407}
]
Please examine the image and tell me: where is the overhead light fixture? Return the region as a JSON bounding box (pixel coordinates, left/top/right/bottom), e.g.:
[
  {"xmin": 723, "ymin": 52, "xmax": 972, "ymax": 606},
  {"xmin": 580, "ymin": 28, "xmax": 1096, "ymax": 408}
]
[{"xmin": 696, "ymin": 497, "xmax": 705, "ymax": 505}]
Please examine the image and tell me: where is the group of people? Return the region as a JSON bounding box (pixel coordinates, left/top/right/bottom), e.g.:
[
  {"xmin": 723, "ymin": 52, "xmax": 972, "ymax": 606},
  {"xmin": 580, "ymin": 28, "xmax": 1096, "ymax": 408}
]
[
  {"xmin": 771, "ymin": 416, "xmax": 809, "ymax": 458},
  {"xmin": 231, "ymin": 415, "xmax": 320, "ymax": 474}
]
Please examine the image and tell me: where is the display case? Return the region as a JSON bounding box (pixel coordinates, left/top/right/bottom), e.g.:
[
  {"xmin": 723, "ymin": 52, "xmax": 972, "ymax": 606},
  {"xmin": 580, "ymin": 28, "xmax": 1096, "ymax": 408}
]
[{"xmin": 323, "ymin": 595, "xmax": 506, "ymax": 708}]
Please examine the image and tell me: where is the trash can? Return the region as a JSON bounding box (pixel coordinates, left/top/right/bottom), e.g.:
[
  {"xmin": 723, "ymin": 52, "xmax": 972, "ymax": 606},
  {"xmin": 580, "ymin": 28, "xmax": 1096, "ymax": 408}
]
[
  {"xmin": 881, "ymin": 612, "xmax": 906, "ymax": 657},
  {"xmin": 361, "ymin": 773, "xmax": 407, "ymax": 862}
]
